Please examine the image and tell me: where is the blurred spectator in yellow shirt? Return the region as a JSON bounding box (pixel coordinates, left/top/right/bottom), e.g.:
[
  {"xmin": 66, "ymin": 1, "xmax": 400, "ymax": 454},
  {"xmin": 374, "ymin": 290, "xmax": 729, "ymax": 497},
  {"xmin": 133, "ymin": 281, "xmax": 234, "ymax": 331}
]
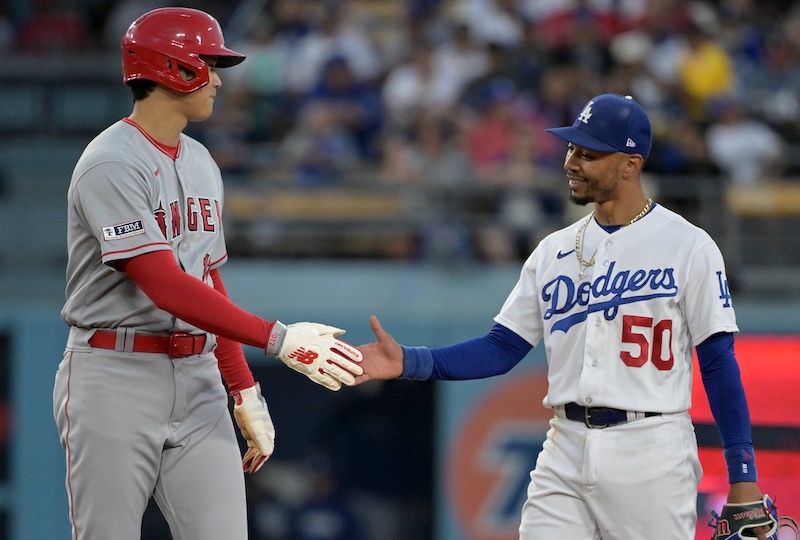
[{"xmin": 678, "ymin": 22, "xmax": 736, "ymax": 122}]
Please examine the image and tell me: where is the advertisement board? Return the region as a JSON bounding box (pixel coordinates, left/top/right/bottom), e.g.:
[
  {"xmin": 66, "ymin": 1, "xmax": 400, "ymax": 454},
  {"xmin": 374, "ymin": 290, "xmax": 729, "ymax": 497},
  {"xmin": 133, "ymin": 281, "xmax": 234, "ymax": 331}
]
[
  {"xmin": 692, "ymin": 335, "xmax": 800, "ymax": 539},
  {"xmin": 439, "ymin": 335, "xmax": 800, "ymax": 540}
]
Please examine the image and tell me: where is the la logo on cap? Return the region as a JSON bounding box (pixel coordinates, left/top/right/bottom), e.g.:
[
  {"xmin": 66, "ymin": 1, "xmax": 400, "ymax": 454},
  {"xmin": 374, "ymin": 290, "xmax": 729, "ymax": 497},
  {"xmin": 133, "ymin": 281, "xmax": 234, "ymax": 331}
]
[
  {"xmin": 578, "ymin": 101, "xmax": 594, "ymax": 124},
  {"xmin": 544, "ymin": 93, "xmax": 652, "ymax": 157}
]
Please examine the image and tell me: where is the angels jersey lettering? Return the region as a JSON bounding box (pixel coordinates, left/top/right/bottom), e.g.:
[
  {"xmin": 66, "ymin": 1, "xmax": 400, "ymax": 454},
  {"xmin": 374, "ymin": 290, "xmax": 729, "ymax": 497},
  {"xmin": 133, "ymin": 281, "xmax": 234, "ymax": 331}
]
[
  {"xmin": 62, "ymin": 120, "xmax": 228, "ymax": 333},
  {"xmin": 155, "ymin": 196, "xmax": 221, "ymax": 240}
]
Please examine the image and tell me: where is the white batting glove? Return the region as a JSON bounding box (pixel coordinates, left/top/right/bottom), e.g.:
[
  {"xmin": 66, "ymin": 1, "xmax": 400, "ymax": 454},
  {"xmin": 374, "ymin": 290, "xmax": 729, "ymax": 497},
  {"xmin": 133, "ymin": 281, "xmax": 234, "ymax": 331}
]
[
  {"xmin": 266, "ymin": 321, "xmax": 363, "ymax": 391},
  {"xmin": 232, "ymin": 383, "xmax": 275, "ymax": 473}
]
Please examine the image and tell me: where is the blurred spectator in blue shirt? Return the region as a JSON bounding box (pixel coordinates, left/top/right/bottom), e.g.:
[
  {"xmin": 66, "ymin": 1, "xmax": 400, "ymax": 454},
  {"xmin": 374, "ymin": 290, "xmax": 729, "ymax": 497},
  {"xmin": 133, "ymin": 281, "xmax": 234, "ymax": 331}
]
[
  {"xmin": 285, "ymin": 0, "xmax": 382, "ymax": 96},
  {"xmin": 279, "ymin": 100, "xmax": 360, "ymax": 187},
  {"xmin": 739, "ymin": 24, "xmax": 800, "ymax": 140},
  {"xmin": 288, "ymin": 455, "xmax": 364, "ymax": 540},
  {"xmin": 304, "ymin": 56, "xmax": 384, "ymax": 161}
]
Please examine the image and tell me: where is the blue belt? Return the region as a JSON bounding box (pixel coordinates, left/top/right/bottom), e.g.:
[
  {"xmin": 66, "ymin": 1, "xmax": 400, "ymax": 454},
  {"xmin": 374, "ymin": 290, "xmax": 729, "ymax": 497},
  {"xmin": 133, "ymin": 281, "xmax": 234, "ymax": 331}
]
[{"xmin": 564, "ymin": 402, "xmax": 661, "ymax": 428}]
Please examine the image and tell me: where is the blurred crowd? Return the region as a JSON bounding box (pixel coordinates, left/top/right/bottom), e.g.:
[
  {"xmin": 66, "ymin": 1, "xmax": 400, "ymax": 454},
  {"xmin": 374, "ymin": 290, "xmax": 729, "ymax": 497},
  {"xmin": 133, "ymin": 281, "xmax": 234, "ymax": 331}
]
[
  {"xmin": 3, "ymin": 0, "xmax": 800, "ymax": 261},
  {"xmin": 3, "ymin": 2, "xmax": 800, "ymax": 538}
]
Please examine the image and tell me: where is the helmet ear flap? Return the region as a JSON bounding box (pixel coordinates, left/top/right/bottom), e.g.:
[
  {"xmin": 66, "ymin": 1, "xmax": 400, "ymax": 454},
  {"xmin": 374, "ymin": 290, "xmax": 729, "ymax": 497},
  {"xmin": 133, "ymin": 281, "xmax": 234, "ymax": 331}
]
[{"xmin": 122, "ymin": 46, "xmax": 209, "ymax": 93}]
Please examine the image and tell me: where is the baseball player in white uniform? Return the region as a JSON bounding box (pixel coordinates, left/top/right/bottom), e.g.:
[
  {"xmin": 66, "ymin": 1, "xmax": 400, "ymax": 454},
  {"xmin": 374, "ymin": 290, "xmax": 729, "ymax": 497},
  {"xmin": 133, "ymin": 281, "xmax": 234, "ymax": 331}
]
[
  {"xmin": 52, "ymin": 8, "xmax": 362, "ymax": 540},
  {"xmin": 355, "ymin": 94, "xmax": 773, "ymax": 539}
]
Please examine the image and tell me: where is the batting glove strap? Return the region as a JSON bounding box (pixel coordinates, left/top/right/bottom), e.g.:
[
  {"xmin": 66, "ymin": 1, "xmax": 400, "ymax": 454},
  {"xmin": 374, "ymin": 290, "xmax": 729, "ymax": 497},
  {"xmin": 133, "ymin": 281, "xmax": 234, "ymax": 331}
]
[
  {"xmin": 724, "ymin": 444, "xmax": 758, "ymax": 483},
  {"xmin": 265, "ymin": 320, "xmax": 288, "ymax": 357},
  {"xmin": 400, "ymin": 346, "xmax": 433, "ymax": 380}
]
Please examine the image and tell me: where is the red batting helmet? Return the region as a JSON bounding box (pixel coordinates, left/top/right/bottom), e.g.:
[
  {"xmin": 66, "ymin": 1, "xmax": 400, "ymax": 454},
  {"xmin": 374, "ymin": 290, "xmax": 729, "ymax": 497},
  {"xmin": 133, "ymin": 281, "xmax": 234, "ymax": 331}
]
[{"xmin": 121, "ymin": 7, "xmax": 245, "ymax": 93}]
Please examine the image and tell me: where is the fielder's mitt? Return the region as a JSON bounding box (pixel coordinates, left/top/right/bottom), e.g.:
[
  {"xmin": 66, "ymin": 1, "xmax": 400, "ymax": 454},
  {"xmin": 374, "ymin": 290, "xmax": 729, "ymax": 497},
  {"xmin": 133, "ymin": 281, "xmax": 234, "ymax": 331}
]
[{"xmin": 709, "ymin": 495, "xmax": 799, "ymax": 539}]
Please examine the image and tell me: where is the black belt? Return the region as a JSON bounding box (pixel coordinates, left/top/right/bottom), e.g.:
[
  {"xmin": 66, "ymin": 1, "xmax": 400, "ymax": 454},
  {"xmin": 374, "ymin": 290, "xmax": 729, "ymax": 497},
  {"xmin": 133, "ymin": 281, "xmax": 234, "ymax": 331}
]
[{"xmin": 564, "ymin": 402, "xmax": 661, "ymax": 429}]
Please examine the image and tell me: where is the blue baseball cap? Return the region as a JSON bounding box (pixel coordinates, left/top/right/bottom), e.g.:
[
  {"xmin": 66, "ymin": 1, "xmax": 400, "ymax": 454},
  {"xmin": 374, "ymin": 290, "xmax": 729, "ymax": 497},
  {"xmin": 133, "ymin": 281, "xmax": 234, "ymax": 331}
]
[{"xmin": 546, "ymin": 94, "xmax": 652, "ymax": 158}]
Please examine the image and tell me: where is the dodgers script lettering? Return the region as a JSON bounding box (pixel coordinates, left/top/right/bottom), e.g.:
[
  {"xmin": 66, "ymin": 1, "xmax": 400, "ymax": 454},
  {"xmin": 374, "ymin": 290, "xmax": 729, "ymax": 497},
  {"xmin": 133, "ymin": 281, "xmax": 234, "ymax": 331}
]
[{"xmin": 542, "ymin": 261, "xmax": 679, "ymax": 333}]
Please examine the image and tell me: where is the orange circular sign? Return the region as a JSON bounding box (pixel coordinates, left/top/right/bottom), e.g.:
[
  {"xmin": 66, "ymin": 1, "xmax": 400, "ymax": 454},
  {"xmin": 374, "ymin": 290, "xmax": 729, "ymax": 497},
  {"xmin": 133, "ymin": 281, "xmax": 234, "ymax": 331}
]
[{"xmin": 446, "ymin": 370, "xmax": 552, "ymax": 540}]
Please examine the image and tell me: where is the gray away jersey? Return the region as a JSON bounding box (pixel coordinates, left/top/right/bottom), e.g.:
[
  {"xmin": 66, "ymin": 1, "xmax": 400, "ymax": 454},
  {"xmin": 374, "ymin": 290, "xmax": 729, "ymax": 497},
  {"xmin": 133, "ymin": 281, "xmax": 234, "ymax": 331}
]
[{"xmin": 62, "ymin": 119, "xmax": 228, "ymax": 333}]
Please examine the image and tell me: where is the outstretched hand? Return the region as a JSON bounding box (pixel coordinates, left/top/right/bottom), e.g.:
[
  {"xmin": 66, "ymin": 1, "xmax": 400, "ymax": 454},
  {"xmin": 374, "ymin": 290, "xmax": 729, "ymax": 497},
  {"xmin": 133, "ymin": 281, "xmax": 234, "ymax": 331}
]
[{"xmin": 354, "ymin": 316, "xmax": 404, "ymax": 384}]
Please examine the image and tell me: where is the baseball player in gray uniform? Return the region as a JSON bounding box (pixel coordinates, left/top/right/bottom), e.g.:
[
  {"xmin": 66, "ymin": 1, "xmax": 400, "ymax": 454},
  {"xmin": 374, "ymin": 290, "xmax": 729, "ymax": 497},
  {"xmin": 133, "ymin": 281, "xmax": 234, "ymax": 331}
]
[
  {"xmin": 355, "ymin": 95, "xmax": 775, "ymax": 539},
  {"xmin": 52, "ymin": 8, "xmax": 362, "ymax": 540}
]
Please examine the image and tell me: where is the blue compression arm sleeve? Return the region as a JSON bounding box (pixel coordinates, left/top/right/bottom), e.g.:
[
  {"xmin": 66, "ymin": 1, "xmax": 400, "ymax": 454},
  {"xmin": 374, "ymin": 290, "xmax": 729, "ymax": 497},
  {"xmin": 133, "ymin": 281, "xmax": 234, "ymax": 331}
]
[
  {"xmin": 697, "ymin": 332, "xmax": 757, "ymax": 483},
  {"xmin": 400, "ymin": 324, "xmax": 532, "ymax": 380}
]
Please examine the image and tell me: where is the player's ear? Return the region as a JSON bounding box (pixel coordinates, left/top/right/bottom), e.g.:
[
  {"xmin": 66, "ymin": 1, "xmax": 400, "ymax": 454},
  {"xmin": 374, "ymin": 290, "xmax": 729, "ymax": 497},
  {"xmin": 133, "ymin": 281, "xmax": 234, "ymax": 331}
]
[{"xmin": 623, "ymin": 154, "xmax": 645, "ymax": 176}]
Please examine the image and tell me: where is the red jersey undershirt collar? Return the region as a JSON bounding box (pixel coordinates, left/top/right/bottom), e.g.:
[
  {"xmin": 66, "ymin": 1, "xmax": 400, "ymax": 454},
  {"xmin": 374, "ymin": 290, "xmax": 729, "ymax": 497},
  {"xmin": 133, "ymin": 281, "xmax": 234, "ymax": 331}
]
[{"xmin": 123, "ymin": 117, "xmax": 181, "ymax": 160}]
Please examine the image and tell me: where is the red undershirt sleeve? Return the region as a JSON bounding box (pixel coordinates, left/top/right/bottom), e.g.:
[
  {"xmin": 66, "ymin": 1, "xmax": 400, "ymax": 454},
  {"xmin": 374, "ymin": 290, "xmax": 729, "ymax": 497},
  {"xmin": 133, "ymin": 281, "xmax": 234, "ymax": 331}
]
[
  {"xmin": 118, "ymin": 251, "xmax": 270, "ymax": 391},
  {"xmin": 209, "ymin": 268, "xmax": 256, "ymax": 391},
  {"xmin": 118, "ymin": 251, "xmax": 273, "ymax": 347}
]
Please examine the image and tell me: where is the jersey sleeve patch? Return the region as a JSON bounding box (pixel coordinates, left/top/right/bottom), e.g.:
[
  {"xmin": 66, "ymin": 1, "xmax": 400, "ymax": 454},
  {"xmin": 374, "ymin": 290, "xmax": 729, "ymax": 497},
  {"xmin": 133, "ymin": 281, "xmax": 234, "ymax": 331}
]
[{"xmin": 101, "ymin": 219, "xmax": 146, "ymax": 241}]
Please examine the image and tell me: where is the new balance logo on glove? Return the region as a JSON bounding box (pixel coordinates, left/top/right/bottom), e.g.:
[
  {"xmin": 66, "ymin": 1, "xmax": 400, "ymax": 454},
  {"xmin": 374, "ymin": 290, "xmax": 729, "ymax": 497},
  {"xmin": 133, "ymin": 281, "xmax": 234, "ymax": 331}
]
[{"xmin": 287, "ymin": 348, "xmax": 318, "ymax": 365}]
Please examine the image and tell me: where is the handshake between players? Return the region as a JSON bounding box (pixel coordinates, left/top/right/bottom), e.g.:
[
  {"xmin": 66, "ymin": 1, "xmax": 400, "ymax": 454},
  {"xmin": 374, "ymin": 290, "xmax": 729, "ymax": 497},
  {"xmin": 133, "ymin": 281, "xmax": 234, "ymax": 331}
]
[{"xmin": 231, "ymin": 321, "xmax": 363, "ymax": 473}]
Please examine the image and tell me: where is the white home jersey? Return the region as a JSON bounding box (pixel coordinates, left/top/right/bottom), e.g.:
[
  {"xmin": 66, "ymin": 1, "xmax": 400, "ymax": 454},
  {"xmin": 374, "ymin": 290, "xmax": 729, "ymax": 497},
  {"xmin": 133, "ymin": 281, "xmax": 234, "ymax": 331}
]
[{"xmin": 495, "ymin": 204, "xmax": 738, "ymax": 413}]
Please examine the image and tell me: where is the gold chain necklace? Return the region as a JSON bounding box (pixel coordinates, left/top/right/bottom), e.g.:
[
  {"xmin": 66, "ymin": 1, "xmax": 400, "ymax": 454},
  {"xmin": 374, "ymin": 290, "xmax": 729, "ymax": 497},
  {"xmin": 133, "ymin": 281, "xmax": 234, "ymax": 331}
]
[{"xmin": 574, "ymin": 198, "xmax": 653, "ymax": 274}]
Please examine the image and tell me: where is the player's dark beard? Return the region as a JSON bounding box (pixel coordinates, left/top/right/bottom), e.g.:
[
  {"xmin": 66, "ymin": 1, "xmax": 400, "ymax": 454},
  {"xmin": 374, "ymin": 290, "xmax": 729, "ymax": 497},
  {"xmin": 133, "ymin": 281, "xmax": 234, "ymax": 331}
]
[
  {"xmin": 568, "ymin": 175, "xmax": 619, "ymax": 206},
  {"xmin": 570, "ymin": 194, "xmax": 593, "ymax": 206}
]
